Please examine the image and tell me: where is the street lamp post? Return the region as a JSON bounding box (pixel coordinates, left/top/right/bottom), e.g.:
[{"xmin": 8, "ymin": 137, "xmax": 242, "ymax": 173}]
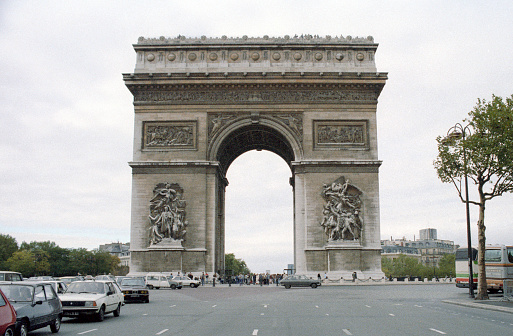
[{"xmin": 445, "ymin": 123, "xmax": 474, "ymax": 298}]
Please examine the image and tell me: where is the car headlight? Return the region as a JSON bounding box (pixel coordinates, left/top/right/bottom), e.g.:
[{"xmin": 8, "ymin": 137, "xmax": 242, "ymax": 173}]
[{"xmin": 84, "ymin": 301, "xmax": 97, "ymax": 307}]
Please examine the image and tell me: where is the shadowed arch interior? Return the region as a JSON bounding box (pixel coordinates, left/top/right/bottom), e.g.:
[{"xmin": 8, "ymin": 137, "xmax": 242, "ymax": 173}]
[{"xmin": 216, "ymin": 124, "xmax": 295, "ymax": 174}]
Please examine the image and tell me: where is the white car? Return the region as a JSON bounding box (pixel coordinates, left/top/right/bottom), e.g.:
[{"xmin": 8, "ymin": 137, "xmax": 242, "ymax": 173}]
[
  {"xmin": 172, "ymin": 276, "xmax": 201, "ymax": 288},
  {"xmin": 59, "ymin": 280, "xmax": 124, "ymax": 321}
]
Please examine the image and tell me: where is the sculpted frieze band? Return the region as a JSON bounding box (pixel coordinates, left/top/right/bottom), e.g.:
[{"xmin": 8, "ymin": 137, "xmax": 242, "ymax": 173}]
[{"xmin": 133, "ymin": 88, "xmax": 379, "ymax": 105}]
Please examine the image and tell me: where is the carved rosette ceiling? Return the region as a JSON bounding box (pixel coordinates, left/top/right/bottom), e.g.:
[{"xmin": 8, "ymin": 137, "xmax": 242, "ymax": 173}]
[
  {"xmin": 320, "ymin": 176, "xmax": 363, "ymax": 242},
  {"xmin": 148, "ymin": 183, "xmax": 188, "ymax": 247},
  {"xmin": 207, "ymin": 112, "xmax": 303, "ymax": 143}
]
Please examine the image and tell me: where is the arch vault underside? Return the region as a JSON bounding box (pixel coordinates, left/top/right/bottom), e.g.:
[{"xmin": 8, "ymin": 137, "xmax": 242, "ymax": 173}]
[{"xmin": 124, "ymin": 35, "xmax": 387, "ymax": 278}]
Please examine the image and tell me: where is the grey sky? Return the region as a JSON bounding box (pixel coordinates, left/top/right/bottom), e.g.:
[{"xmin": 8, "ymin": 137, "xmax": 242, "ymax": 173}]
[{"xmin": 1, "ymin": 1, "xmax": 512, "ymax": 273}]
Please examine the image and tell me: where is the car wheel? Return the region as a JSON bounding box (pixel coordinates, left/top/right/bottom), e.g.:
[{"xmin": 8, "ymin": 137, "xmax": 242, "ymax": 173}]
[
  {"xmin": 311, "ymin": 283, "xmax": 318, "ymax": 288},
  {"xmin": 3, "ymin": 326, "xmax": 14, "ymax": 336},
  {"xmin": 96, "ymin": 306, "xmax": 105, "ymax": 322},
  {"xmin": 50, "ymin": 315, "xmax": 61, "ymax": 333},
  {"xmin": 190, "ymin": 283, "xmax": 195, "ymax": 288},
  {"xmin": 285, "ymin": 284, "xmax": 291, "ymax": 289},
  {"xmin": 170, "ymin": 284, "xmax": 177, "ymax": 289},
  {"xmin": 155, "ymin": 287, "xmax": 160, "ymax": 290},
  {"xmin": 113, "ymin": 303, "xmax": 121, "ymax": 317},
  {"xmin": 17, "ymin": 321, "xmax": 29, "ymax": 336}
]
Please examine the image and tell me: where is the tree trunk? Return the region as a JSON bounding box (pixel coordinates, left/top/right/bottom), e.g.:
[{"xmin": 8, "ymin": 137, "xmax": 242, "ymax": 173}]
[{"xmin": 475, "ymin": 201, "xmax": 488, "ymax": 300}]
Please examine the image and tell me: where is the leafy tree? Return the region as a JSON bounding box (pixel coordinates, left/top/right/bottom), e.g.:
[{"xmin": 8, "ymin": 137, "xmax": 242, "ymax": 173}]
[
  {"xmin": 224, "ymin": 253, "xmax": 251, "ymax": 275},
  {"xmin": 435, "ymin": 94, "xmax": 513, "ymax": 299},
  {"xmin": 381, "ymin": 257, "xmax": 393, "ymax": 279},
  {"xmin": 438, "ymin": 254, "xmax": 456, "ymax": 278},
  {"xmin": 6, "ymin": 250, "xmax": 50, "ymax": 277},
  {"xmin": 20, "ymin": 241, "xmax": 71, "ymax": 276},
  {"xmin": 0, "ymin": 234, "xmax": 18, "ymax": 269}
]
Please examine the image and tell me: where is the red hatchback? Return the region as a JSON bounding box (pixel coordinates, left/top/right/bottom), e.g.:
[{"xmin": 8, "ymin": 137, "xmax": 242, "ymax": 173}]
[{"xmin": 0, "ymin": 289, "xmax": 16, "ymax": 336}]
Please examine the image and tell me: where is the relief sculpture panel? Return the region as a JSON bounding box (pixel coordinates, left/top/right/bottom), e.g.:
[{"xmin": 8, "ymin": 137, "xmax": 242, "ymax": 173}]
[
  {"xmin": 149, "ymin": 183, "xmax": 188, "ymax": 247},
  {"xmin": 314, "ymin": 120, "xmax": 367, "ymax": 150},
  {"xmin": 320, "ymin": 176, "xmax": 363, "ymax": 242},
  {"xmin": 143, "ymin": 121, "xmax": 196, "ymax": 150}
]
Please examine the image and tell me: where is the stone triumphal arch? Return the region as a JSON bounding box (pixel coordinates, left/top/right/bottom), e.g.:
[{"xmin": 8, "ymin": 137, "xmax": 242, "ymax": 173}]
[{"xmin": 124, "ymin": 35, "xmax": 387, "ymax": 279}]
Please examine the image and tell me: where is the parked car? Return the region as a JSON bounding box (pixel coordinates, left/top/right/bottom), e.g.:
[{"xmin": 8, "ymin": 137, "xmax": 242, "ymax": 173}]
[
  {"xmin": 94, "ymin": 275, "xmax": 115, "ymax": 281},
  {"xmin": 55, "ymin": 277, "xmax": 81, "ymax": 286},
  {"xmin": 59, "ymin": 280, "xmax": 124, "ymax": 321},
  {"xmin": 280, "ymin": 275, "xmax": 321, "ymax": 289},
  {"xmin": 115, "ymin": 276, "xmax": 129, "ymax": 286},
  {"xmin": 145, "ymin": 274, "xmax": 182, "ymax": 289},
  {"xmin": 0, "ymin": 288, "xmax": 16, "ymax": 336},
  {"xmin": 119, "ymin": 278, "xmax": 149, "ymax": 303},
  {"xmin": 0, "ymin": 272, "xmax": 23, "ymax": 282},
  {"xmin": 0, "ymin": 281, "xmax": 63, "ymax": 335},
  {"xmin": 172, "ymin": 276, "xmax": 201, "ymax": 288}
]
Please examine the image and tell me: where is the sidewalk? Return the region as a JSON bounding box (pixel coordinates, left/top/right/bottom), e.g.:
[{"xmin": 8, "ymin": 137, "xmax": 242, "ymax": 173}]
[{"xmin": 443, "ymin": 297, "xmax": 513, "ymax": 314}]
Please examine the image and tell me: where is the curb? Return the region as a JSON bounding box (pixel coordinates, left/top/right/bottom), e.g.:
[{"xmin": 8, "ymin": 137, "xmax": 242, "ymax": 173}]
[{"xmin": 443, "ymin": 299, "xmax": 513, "ymax": 314}]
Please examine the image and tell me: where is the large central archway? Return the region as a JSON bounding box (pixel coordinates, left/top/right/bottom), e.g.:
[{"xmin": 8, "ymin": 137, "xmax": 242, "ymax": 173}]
[{"xmin": 124, "ymin": 35, "xmax": 387, "ymax": 279}]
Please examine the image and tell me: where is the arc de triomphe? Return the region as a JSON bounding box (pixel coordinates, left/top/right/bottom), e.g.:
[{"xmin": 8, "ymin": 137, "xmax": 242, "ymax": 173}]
[{"xmin": 123, "ymin": 35, "xmax": 387, "ymax": 279}]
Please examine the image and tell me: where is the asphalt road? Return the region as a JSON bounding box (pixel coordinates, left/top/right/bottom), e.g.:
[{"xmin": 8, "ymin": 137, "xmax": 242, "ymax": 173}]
[{"xmin": 27, "ymin": 284, "xmax": 513, "ymax": 336}]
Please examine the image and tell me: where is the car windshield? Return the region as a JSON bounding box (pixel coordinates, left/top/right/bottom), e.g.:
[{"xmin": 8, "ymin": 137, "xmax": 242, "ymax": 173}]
[
  {"xmin": 66, "ymin": 282, "xmax": 105, "ymax": 294},
  {"xmin": 0, "ymin": 285, "xmax": 34, "ymax": 302},
  {"xmin": 121, "ymin": 278, "xmax": 146, "ymax": 286}
]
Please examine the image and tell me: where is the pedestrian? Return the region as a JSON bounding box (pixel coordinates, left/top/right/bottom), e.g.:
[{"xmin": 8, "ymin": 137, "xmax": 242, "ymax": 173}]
[{"xmin": 201, "ymin": 272, "xmax": 205, "ymax": 286}]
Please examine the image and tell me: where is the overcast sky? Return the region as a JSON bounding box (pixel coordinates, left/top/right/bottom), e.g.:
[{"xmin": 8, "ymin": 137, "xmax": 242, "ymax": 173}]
[{"xmin": 1, "ymin": 1, "xmax": 512, "ymax": 274}]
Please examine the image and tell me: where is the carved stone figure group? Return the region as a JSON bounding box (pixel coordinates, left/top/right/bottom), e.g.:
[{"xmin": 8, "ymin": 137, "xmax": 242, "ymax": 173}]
[
  {"xmin": 149, "ymin": 183, "xmax": 188, "ymax": 245},
  {"xmin": 320, "ymin": 177, "xmax": 363, "ymax": 241}
]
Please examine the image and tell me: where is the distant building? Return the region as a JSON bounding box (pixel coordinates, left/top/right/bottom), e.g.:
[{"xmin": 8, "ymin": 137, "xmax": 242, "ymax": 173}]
[
  {"xmin": 99, "ymin": 242, "xmax": 130, "ymax": 267},
  {"xmin": 381, "ymin": 245, "xmax": 421, "ymax": 262},
  {"xmin": 381, "ymin": 229, "xmax": 458, "ymax": 266},
  {"xmin": 419, "ymin": 228, "xmax": 437, "ymax": 240}
]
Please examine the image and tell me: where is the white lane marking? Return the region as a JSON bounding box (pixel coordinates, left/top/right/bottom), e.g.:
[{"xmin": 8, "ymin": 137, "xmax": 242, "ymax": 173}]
[
  {"xmin": 212, "ymin": 305, "xmax": 217, "ymax": 308},
  {"xmin": 429, "ymin": 328, "xmax": 447, "ymax": 334},
  {"xmin": 260, "ymin": 313, "xmax": 264, "ymax": 315},
  {"xmin": 156, "ymin": 329, "xmax": 169, "ymax": 335},
  {"xmin": 389, "ymin": 313, "xmax": 395, "ymax": 316},
  {"xmin": 365, "ymin": 305, "xmax": 371, "ymax": 308},
  {"xmin": 414, "ymin": 305, "xmax": 423, "ymax": 308},
  {"xmin": 342, "ymin": 329, "xmax": 353, "ymax": 335},
  {"xmin": 78, "ymin": 330, "xmax": 98, "ymax": 335},
  {"xmin": 263, "ymin": 304, "xmax": 268, "ymax": 308},
  {"xmin": 169, "ymin": 305, "xmax": 176, "ymax": 307},
  {"xmin": 252, "ymin": 329, "xmax": 259, "ymax": 335},
  {"xmin": 315, "ymin": 305, "xmax": 319, "ymax": 308}
]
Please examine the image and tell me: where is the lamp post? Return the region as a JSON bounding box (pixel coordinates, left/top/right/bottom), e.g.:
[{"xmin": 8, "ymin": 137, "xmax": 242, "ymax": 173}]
[{"xmin": 445, "ymin": 123, "xmax": 474, "ymax": 298}]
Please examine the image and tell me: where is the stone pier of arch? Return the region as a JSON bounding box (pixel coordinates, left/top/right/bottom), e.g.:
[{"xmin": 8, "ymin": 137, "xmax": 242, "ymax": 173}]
[{"xmin": 124, "ymin": 35, "xmax": 387, "ymax": 279}]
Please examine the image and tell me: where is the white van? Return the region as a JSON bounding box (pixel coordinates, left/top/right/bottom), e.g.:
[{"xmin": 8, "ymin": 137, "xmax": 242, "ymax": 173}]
[
  {"xmin": 145, "ymin": 273, "xmax": 182, "ymax": 289},
  {"xmin": 0, "ymin": 271, "xmax": 23, "ymax": 281}
]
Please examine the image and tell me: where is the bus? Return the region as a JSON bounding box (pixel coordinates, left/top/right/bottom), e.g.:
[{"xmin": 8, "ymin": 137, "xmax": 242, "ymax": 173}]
[
  {"xmin": 484, "ymin": 245, "xmax": 513, "ymax": 292},
  {"xmin": 455, "ymin": 247, "xmax": 478, "ymax": 289},
  {"xmin": 455, "ymin": 245, "xmax": 513, "ymax": 292}
]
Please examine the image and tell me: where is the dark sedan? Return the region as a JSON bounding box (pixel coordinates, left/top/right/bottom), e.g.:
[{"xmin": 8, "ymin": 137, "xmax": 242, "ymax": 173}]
[
  {"xmin": 0, "ymin": 281, "xmax": 63, "ymax": 335},
  {"xmin": 280, "ymin": 275, "xmax": 321, "ymax": 289},
  {"xmin": 119, "ymin": 278, "xmax": 149, "ymax": 303}
]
